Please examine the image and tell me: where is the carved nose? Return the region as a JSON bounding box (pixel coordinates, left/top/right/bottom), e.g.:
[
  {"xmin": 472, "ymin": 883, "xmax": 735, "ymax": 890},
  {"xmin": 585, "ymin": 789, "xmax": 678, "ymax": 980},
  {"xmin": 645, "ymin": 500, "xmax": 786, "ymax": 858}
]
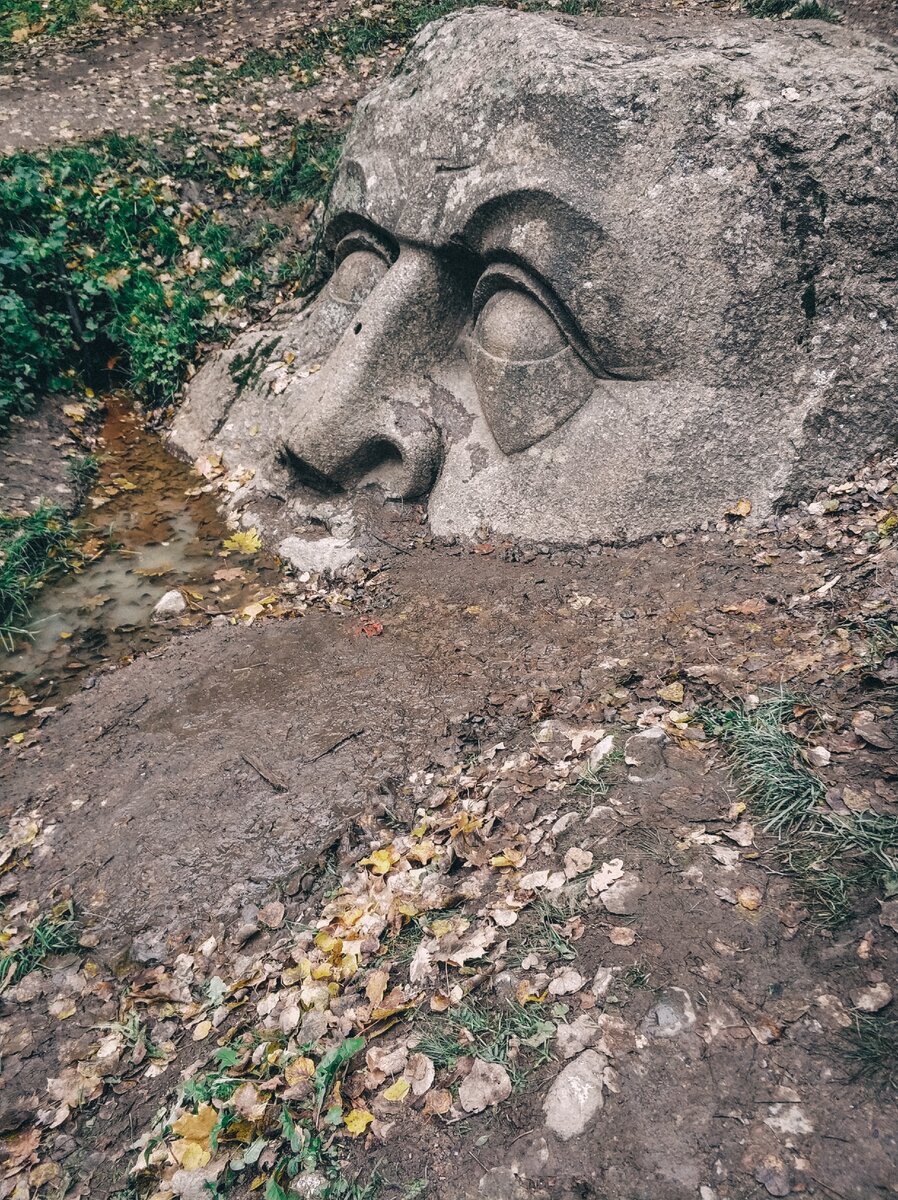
[
  {"xmin": 280, "ymin": 246, "xmax": 464, "ymax": 501},
  {"xmin": 284, "ymin": 393, "xmax": 442, "ymax": 501}
]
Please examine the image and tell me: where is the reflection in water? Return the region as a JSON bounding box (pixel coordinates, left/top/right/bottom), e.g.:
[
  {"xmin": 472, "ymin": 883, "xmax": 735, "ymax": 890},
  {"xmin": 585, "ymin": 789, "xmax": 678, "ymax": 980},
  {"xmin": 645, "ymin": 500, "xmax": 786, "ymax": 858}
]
[{"xmin": 1, "ymin": 395, "xmax": 279, "ymax": 732}]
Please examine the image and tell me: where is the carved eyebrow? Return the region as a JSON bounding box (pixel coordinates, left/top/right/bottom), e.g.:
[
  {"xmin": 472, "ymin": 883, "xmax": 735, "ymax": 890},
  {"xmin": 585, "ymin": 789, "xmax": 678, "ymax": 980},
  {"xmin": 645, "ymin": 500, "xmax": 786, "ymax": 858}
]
[
  {"xmin": 455, "ymin": 187, "xmax": 605, "ymax": 256},
  {"xmin": 325, "ymin": 213, "xmax": 399, "ymax": 262}
]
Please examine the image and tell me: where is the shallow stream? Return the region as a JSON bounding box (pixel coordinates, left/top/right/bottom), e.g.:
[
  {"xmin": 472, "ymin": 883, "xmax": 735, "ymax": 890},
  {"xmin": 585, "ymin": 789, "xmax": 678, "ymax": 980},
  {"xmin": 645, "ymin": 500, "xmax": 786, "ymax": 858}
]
[{"xmin": 1, "ymin": 394, "xmax": 279, "ymax": 735}]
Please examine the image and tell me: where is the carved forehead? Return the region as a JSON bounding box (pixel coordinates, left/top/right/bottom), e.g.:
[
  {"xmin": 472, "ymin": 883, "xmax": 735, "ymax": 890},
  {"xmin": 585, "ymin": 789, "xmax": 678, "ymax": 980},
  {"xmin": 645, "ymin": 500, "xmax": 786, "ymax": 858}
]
[{"xmin": 329, "ymin": 9, "xmax": 896, "ymax": 250}]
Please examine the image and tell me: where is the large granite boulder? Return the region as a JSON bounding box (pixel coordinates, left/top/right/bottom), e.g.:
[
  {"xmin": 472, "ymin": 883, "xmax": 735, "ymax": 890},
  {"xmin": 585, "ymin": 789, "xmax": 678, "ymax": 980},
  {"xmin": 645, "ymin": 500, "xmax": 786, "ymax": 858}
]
[{"xmin": 170, "ymin": 10, "xmax": 898, "ymax": 553}]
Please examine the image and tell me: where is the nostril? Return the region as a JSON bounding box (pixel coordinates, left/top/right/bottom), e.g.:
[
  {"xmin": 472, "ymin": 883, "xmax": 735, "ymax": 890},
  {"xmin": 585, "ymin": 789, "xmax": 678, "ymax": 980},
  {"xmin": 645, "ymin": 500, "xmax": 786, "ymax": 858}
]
[
  {"xmin": 348, "ymin": 438, "xmax": 404, "ymax": 488},
  {"xmin": 282, "ymin": 448, "xmax": 343, "ymax": 495},
  {"xmin": 353, "ymin": 322, "xmax": 362, "ymax": 335}
]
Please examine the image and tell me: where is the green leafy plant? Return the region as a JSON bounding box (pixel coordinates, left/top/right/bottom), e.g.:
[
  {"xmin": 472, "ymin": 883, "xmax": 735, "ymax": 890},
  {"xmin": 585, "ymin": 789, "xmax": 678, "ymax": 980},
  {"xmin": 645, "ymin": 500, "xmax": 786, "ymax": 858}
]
[{"xmin": 0, "ymin": 122, "xmax": 343, "ymax": 429}]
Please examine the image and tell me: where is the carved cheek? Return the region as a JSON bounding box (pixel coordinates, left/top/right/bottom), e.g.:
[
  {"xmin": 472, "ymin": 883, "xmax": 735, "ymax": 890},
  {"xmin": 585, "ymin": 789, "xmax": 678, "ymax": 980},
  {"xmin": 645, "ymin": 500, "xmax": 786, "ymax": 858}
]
[{"xmin": 468, "ymin": 289, "xmax": 595, "ymax": 455}]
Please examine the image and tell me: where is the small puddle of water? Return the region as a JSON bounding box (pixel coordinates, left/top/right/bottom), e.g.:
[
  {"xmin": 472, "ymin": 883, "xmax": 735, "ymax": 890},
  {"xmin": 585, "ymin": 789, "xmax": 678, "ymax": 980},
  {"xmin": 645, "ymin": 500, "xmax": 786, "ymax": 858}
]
[{"xmin": 1, "ymin": 394, "xmax": 280, "ymax": 734}]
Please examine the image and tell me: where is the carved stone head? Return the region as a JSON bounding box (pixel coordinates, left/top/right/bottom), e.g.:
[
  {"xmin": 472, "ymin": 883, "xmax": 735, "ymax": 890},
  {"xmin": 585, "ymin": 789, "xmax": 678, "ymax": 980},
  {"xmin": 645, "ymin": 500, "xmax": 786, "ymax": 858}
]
[{"xmin": 172, "ymin": 11, "xmax": 898, "ymax": 561}]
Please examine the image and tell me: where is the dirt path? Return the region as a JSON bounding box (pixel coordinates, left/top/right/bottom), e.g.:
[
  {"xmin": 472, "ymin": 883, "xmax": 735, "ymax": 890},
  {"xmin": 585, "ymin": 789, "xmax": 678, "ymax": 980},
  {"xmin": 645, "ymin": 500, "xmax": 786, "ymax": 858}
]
[
  {"xmin": 3, "ymin": 0, "xmax": 894, "ymax": 155},
  {"xmin": 0, "ymin": 0, "xmax": 366, "ymax": 152},
  {"xmin": 3, "ymin": 470, "xmax": 897, "ymax": 1197}
]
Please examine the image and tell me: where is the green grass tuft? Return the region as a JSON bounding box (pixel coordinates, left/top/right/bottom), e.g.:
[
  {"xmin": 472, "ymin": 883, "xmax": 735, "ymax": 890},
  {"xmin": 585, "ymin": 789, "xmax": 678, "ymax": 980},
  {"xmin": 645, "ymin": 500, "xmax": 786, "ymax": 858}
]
[
  {"xmin": 843, "ymin": 1012, "xmax": 898, "ymax": 1089},
  {"xmin": 0, "ymin": 899, "xmax": 78, "ymax": 992},
  {"xmin": 699, "ymin": 694, "xmax": 898, "ymax": 926},
  {"xmin": 415, "ymin": 1000, "xmax": 555, "ymax": 1086},
  {"xmin": 0, "ymin": 505, "xmax": 82, "ymax": 648},
  {"xmin": 699, "ymin": 694, "xmax": 825, "ymax": 834},
  {"xmin": 67, "ymin": 452, "xmax": 100, "ymax": 498}
]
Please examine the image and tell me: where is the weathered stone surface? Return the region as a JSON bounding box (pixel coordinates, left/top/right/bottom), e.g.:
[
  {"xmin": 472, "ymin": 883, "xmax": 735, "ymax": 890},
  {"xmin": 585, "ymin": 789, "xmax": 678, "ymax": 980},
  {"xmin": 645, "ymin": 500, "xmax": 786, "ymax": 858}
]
[
  {"xmin": 543, "ymin": 1048, "xmax": 606, "ymax": 1140},
  {"xmin": 171, "ymin": 11, "xmax": 898, "ymax": 548},
  {"xmin": 641, "ymin": 987, "xmax": 697, "ymax": 1038},
  {"xmin": 277, "ymin": 534, "xmax": 358, "ymax": 575}
]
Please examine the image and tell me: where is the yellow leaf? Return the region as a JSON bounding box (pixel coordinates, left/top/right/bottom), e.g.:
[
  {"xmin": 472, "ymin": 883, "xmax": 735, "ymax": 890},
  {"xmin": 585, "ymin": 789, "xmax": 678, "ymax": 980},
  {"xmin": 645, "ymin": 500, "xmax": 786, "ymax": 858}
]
[
  {"xmin": 490, "ymin": 848, "xmax": 525, "ymax": 869},
  {"xmin": 407, "ymin": 838, "xmax": 437, "ymax": 864},
  {"xmin": 171, "ymin": 1103, "xmax": 217, "ymax": 1142},
  {"xmin": 284, "ymin": 1056, "xmax": 315, "ymax": 1085},
  {"xmin": 223, "ymin": 528, "xmax": 262, "ymax": 555},
  {"xmin": 658, "ymin": 682, "xmax": 684, "ymax": 704},
  {"xmin": 382, "ymin": 1077, "xmax": 410, "ymax": 1102},
  {"xmin": 171, "ymin": 1139, "xmax": 211, "ymax": 1169},
  {"xmin": 344, "ymin": 1108, "xmax": 375, "ymax": 1136},
  {"xmin": 359, "ymin": 846, "xmax": 398, "ymax": 876},
  {"xmin": 192, "ymin": 1020, "xmax": 212, "ymax": 1041},
  {"xmin": 314, "ymin": 931, "xmax": 342, "ymax": 955}
]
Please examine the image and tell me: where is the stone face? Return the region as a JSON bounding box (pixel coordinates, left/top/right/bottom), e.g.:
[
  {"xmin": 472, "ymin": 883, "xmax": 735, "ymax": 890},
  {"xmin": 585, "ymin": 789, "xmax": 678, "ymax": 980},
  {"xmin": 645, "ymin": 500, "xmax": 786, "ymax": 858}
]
[
  {"xmin": 543, "ymin": 1048, "xmax": 606, "ymax": 1140},
  {"xmin": 171, "ymin": 11, "xmax": 898, "ymax": 548}
]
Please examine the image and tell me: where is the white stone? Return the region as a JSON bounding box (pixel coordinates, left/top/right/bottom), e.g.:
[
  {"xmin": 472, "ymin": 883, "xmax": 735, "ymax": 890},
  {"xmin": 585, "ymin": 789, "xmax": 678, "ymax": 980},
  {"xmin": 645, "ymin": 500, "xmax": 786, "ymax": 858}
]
[
  {"xmin": 152, "ymin": 589, "xmax": 186, "ymax": 619},
  {"xmin": 543, "ymin": 1049, "xmax": 606, "ymax": 1140},
  {"xmin": 278, "ymin": 535, "xmax": 358, "ymax": 575}
]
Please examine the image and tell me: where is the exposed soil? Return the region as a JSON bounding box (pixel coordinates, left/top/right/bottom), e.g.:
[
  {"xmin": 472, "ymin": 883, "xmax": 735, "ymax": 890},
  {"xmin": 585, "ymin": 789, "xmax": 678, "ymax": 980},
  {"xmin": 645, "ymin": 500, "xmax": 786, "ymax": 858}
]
[{"xmin": 2, "ymin": 473, "xmax": 897, "ymax": 1197}]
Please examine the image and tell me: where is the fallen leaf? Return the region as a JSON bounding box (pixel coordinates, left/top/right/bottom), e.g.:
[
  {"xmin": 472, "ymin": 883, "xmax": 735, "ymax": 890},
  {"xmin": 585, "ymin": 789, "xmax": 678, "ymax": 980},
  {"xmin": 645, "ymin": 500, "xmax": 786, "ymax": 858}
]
[
  {"xmin": 171, "ymin": 1104, "xmax": 217, "ymax": 1142},
  {"xmin": 382, "ymin": 1077, "xmax": 411, "ymax": 1102},
  {"xmin": 720, "ymin": 598, "xmax": 767, "ymax": 616},
  {"xmin": 726, "ymin": 498, "xmax": 752, "ymax": 518},
  {"xmin": 587, "ymin": 859, "xmax": 625, "ymax": 896},
  {"xmin": 344, "ymin": 1108, "xmax": 375, "ymax": 1136},
  {"xmin": 359, "ymin": 845, "xmax": 399, "ymax": 876},
  {"xmin": 737, "ymin": 885, "xmax": 763, "ymax": 911},
  {"xmin": 564, "ymin": 847, "xmax": 594, "ymax": 879},
  {"xmin": 458, "ymin": 1059, "xmax": 512, "ymax": 1113},
  {"xmin": 548, "ymin": 967, "xmax": 585, "ymax": 996},
  {"xmin": 222, "ymin": 528, "xmax": 262, "ymax": 555},
  {"xmin": 608, "ymin": 926, "xmax": 636, "ymax": 946},
  {"xmin": 171, "ymin": 1139, "xmax": 212, "ymax": 1170},
  {"xmin": 423, "ymin": 1088, "xmax": 452, "ymax": 1116},
  {"xmin": 405, "ymin": 1052, "xmax": 435, "ymax": 1097}
]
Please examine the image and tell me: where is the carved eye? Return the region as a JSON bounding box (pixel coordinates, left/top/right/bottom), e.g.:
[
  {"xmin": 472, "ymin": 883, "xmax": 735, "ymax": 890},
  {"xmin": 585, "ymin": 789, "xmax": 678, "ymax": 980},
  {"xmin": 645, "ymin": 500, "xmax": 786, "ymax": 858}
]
[
  {"xmin": 475, "ymin": 290, "xmax": 566, "ymax": 360},
  {"xmin": 328, "ymin": 249, "xmax": 388, "ymax": 305},
  {"xmin": 469, "ymin": 277, "xmax": 595, "ymax": 455}
]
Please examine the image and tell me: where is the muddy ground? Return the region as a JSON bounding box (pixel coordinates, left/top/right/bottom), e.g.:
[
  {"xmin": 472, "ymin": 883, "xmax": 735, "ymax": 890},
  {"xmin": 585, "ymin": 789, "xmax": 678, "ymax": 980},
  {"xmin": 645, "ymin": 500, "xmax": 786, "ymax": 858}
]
[
  {"xmin": 3, "ymin": 461, "xmax": 898, "ymax": 1198},
  {"xmin": 2, "ymin": 0, "xmax": 898, "ymax": 1198}
]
